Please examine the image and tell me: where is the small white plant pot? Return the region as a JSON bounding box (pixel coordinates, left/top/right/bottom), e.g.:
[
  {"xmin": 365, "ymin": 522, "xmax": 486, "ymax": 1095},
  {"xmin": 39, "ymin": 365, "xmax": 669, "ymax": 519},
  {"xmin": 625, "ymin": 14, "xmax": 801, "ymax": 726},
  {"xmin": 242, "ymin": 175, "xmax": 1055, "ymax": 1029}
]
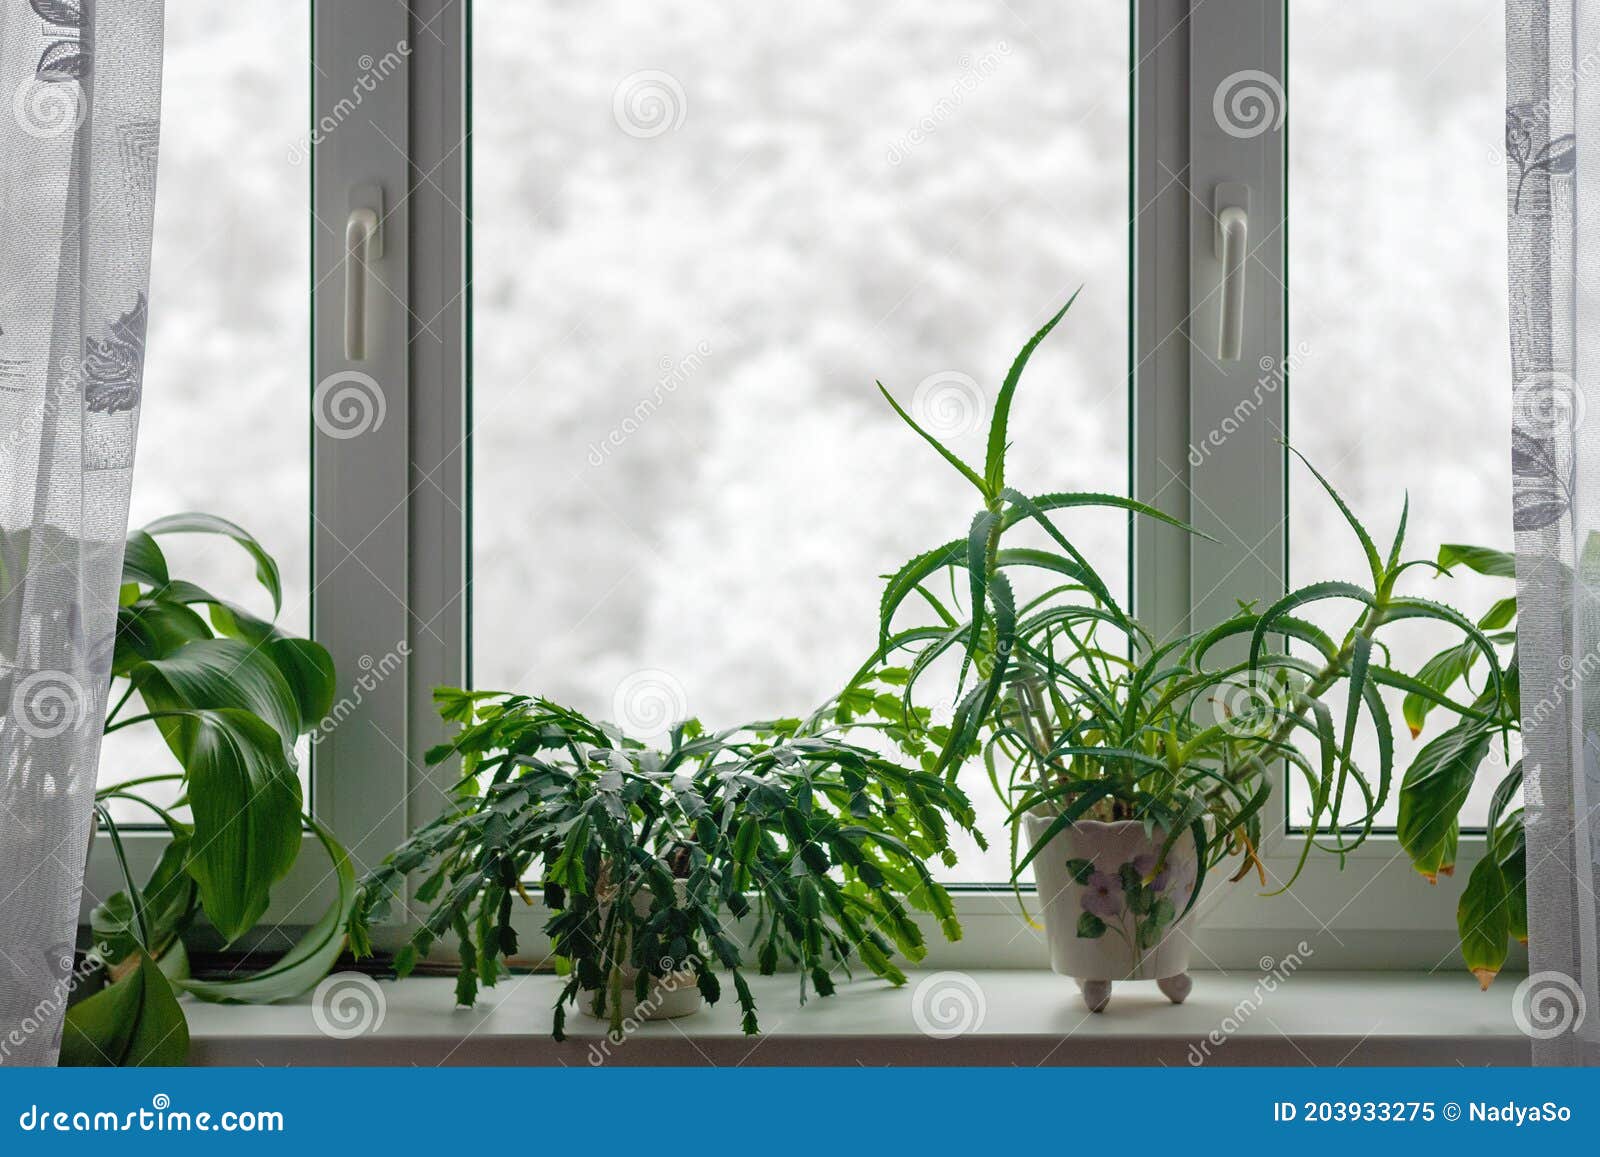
[
  {"xmin": 1022, "ymin": 813, "xmax": 1201, "ymax": 1013},
  {"xmin": 579, "ymin": 880, "xmax": 703, "ymax": 1025},
  {"xmin": 581, "ymin": 966, "xmax": 704, "ymax": 1024}
]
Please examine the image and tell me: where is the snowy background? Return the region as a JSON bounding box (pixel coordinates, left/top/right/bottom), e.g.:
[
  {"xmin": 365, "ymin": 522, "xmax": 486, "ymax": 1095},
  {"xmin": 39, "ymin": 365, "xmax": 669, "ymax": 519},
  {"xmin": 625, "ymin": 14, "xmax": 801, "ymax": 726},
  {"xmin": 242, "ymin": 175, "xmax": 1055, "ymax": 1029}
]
[
  {"xmin": 108, "ymin": 1, "xmax": 1512, "ymax": 877},
  {"xmin": 1287, "ymin": 0, "xmax": 1514, "ymax": 827},
  {"xmin": 471, "ymin": 0, "xmax": 1130, "ymax": 880},
  {"xmin": 100, "ymin": 2, "xmax": 310, "ymax": 818}
]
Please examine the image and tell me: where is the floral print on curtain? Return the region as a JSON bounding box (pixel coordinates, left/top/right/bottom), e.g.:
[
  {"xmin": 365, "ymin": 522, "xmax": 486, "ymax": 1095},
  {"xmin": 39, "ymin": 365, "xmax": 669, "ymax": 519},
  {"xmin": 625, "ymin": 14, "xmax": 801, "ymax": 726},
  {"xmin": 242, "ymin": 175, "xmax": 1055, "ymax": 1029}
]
[
  {"xmin": 1507, "ymin": 0, "xmax": 1600, "ymax": 1064},
  {"xmin": 0, "ymin": 0, "xmax": 164, "ymax": 1066}
]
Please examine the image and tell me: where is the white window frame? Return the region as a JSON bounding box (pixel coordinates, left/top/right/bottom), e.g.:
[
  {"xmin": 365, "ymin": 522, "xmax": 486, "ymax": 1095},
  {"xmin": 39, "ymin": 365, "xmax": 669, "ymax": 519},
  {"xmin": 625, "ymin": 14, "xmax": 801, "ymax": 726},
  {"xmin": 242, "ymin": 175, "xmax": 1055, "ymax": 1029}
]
[{"xmin": 85, "ymin": 0, "xmax": 1507, "ymax": 974}]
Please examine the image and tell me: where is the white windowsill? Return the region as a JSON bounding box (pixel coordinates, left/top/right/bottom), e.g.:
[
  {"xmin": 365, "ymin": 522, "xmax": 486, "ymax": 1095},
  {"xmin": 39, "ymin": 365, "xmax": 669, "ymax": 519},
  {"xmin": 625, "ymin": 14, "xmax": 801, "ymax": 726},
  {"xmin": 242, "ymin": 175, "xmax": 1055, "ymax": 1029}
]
[{"xmin": 184, "ymin": 970, "xmax": 1531, "ymax": 1066}]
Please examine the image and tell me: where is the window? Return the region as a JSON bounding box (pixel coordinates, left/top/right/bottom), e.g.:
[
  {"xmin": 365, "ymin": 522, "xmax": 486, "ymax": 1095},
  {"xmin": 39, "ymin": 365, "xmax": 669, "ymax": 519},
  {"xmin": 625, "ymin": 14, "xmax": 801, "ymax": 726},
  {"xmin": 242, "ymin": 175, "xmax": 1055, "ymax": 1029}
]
[
  {"xmin": 98, "ymin": 2, "xmax": 310, "ymax": 821},
  {"xmin": 470, "ymin": 0, "xmax": 1130, "ymax": 883},
  {"xmin": 1286, "ymin": 0, "xmax": 1513, "ymax": 828},
  {"xmin": 96, "ymin": 0, "xmax": 1498, "ymax": 969}
]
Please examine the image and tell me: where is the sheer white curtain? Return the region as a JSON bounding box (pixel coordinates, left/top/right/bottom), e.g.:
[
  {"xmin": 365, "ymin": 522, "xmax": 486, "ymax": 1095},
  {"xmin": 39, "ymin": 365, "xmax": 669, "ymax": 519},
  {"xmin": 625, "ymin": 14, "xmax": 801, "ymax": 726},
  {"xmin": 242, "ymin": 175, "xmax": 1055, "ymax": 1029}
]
[
  {"xmin": 1508, "ymin": 0, "xmax": 1600, "ymax": 1065},
  {"xmin": 0, "ymin": 0, "xmax": 162, "ymax": 1065}
]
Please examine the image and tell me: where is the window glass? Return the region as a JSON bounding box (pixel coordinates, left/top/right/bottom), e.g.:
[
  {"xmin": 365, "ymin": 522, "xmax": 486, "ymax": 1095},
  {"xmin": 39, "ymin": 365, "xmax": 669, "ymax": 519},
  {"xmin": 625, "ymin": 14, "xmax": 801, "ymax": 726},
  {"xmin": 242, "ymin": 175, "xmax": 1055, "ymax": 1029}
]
[
  {"xmin": 101, "ymin": 2, "xmax": 310, "ymax": 815},
  {"xmin": 1288, "ymin": 0, "xmax": 1511, "ymax": 827},
  {"xmin": 472, "ymin": 1, "xmax": 1130, "ymax": 879}
]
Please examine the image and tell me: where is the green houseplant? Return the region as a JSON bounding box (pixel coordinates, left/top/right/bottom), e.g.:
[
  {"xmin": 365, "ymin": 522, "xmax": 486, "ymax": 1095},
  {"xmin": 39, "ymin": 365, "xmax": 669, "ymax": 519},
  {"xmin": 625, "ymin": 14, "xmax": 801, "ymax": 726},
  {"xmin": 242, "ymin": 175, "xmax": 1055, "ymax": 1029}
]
[
  {"xmin": 58, "ymin": 514, "xmax": 353, "ymax": 1066},
  {"xmin": 841, "ymin": 297, "xmax": 1509, "ymax": 1006},
  {"xmin": 1398, "ymin": 543, "xmax": 1523, "ymax": 986},
  {"xmin": 353, "ymin": 690, "xmax": 982, "ymax": 1040}
]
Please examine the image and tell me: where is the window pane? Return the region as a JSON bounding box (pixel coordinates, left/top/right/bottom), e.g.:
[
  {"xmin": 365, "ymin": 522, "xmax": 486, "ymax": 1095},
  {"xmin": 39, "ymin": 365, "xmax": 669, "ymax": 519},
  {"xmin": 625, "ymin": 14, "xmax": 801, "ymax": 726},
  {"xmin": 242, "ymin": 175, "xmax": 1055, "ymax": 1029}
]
[
  {"xmin": 1288, "ymin": 0, "xmax": 1511, "ymax": 826},
  {"xmin": 472, "ymin": 2, "xmax": 1130, "ymax": 880},
  {"xmin": 101, "ymin": 3, "xmax": 310, "ymax": 814}
]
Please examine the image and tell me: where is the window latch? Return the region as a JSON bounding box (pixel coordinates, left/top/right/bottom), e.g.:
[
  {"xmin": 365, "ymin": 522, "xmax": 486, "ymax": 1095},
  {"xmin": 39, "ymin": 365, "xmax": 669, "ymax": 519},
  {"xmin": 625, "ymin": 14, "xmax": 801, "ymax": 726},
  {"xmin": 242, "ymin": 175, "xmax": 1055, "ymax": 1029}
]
[
  {"xmin": 1213, "ymin": 183, "xmax": 1250, "ymax": 361},
  {"xmin": 344, "ymin": 185, "xmax": 384, "ymax": 361}
]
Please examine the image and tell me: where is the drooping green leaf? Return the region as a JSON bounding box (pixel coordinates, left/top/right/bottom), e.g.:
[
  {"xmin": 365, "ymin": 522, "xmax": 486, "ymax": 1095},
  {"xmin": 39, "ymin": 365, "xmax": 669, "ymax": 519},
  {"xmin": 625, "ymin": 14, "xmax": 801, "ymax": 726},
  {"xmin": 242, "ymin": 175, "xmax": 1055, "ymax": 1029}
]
[
  {"xmin": 1397, "ymin": 723, "xmax": 1492, "ymax": 878},
  {"xmin": 142, "ymin": 512, "xmax": 283, "ymax": 615},
  {"xmin": 113, "ymin": 599, "xmax": 211, "ymax": 675},
  {"xmin": 1437, "ymin": 543, "xmax": 1516, "ymax": 578},
  {"xmin": 60, "ymin": 952, "xmax": 189, "ymax": 1067},
  {"xmin": 131, "ymin": 637, "xmax": 302, "ymax": 755},
  {"xmin": 1457, "ymin": 855, "xmax": 1510, "ymax": 989},
  {"xmin": 266, "ymin": 637, "xmax": 337, "ymax": 735},
  {"xmin": 1402, "ymin": 640, "xmax": 1479, "ymax": 738},
  {"xmin": 180, "ymin": 818, "xmax": 355, "ymax": 1003},
  {"xmin": 90, "ymin": 832, "xmax": 197, "ymax": 967},
  {"xmin": 1478, "ymin": 595, "xmax": 1517, "ymax": 631},
  {"xmin": 1497, "ymin": 820, "xmax": 1528, "ymax": 944},
  {"xmin": 182, "ymin": 709, "xmax": 305, "ymax": 942},
  {"xmin": 120, "ymin": 530, "xmax": 169, "ymax": 590}
]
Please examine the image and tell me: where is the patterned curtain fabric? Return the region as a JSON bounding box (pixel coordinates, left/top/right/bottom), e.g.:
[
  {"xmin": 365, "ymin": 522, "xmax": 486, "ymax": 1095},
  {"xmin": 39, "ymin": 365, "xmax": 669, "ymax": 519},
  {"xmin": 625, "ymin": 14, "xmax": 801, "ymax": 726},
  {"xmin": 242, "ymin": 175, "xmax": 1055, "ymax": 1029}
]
[
  {"xmin": 0, "ymin": 0, "xmax": 162, "ymax": 1065},
  {"xmin": 1508, "ymin": 0, "xmax": 1600, "ymax": 1065}
]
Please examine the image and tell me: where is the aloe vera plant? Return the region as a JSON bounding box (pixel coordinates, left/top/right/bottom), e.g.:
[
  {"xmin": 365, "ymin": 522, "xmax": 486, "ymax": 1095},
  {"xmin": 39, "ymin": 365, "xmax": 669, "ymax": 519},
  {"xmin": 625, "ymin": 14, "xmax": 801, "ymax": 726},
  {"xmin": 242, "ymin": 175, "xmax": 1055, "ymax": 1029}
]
[
  {"xmin": 840, "ymin": 297, "xmax": 1510, "ymax": 956},
  {"xmin": 352, "ymin": 691, "xmax": 982, "ymax": 1040}
]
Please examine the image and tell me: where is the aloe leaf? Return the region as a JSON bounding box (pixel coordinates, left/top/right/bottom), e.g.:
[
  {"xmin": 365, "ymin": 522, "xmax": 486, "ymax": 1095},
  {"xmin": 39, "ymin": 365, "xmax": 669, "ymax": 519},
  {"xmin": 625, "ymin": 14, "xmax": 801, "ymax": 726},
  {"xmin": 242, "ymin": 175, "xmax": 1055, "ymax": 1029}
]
[
  {"xmin": 1339, "ymin": 632, "xmax": 1370, "ymax": 773},
  {"xmin": 1288, "ymin": 446, "xmax": 1383, "ymax": 587},
  {"xmin": 1248, "ymin": 581, "xmax": 1376, "ymax": 667},
  {"xmin": 1367, "ymin": 664, "xmax": 1493, "ymax": 723},
  {"xmin": 1385, "ymin": 492, "xmax": 1410, "ymax": 574},
  {"xmin": 1382, "ymin": 596, "xmax": 1504, "ymax": 700},
  {"xmin": 998, "ymin": 488, "xmax": 1127, "ymax": 625},
  {"xmin": 1359, "ymin": 676, "xmax": 1396, "ymax": 814},
  {"xmin": 877, "ymin": 382, "xmax": 988, "ymax": 496},
  {"xmin": 961, "ymin": 508, "xmax": 1000, "ymax": 685},
  {"xmin": 877, "ymin": 539, "xmax": 965, "ymax": 641},
  {"xmin": 985, "ymin": 290, "xmax": 1080, "ymax": 494}
]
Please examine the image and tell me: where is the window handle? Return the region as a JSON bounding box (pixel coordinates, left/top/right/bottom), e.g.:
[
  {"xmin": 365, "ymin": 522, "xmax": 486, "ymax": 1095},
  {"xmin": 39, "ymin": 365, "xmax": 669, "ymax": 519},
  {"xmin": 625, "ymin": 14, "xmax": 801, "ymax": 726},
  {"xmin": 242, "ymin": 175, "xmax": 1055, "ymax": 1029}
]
[
  {"xmin": 1213, "ymin": 183, "xmax": 1250, "ymax": 361},
  {"xmin": 343, "ymin": 186, "xmax": 383, "ymax": 361}
]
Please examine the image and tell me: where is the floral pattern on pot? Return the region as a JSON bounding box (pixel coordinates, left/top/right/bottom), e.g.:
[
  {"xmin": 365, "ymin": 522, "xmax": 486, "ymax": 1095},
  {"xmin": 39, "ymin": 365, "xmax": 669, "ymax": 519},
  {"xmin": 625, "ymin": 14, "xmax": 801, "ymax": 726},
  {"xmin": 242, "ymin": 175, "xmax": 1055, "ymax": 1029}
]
[
  {"xmin": 1024, "ymin": 813, "xmax": 1201, "ymax": 985},
  {"xmin": 1068, "ymin": 847, "xmax": 1196, "ymax": 959}
]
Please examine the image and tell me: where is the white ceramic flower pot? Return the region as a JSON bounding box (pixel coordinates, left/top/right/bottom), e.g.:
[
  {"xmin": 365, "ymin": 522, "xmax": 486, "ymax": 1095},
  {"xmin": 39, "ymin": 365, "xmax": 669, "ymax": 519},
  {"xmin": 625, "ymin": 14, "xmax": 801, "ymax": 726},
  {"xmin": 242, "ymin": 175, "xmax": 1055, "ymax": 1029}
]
[
  {"xmin": 1023, "ymin": 813, "xmax": 1201, "ymax": 1012},
  {"xmin": 579, "ymin": 880, "xmax": 703, "ymax": 1024}
]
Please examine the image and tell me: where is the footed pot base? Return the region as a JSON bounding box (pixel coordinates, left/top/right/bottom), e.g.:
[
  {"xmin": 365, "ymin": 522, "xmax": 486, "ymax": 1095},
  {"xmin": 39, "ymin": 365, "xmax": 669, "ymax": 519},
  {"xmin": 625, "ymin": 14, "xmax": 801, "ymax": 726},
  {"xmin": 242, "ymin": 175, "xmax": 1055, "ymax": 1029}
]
[{"xmin": 1076, "ymin": 971, "xmax": 1192, "ymax": 1012}]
